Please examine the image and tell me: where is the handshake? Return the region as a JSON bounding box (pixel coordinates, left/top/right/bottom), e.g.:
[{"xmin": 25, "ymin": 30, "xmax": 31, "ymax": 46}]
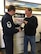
[
  {"xmin": 18, "ymin": 27, "xmax": 22, "ymax": 32},
  {"xmin": 18, "ymin": 23, "xmax": 25, "ymax": 32},
  {"xmin": 16, "ymin": 20, "xmax": 28, "ymax": 32}
]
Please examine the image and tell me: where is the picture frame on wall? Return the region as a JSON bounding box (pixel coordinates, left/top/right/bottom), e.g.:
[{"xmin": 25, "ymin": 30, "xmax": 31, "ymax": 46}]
[{"xmin": 4, "ymin": 0, "xmax": 41, "ymax": 14}]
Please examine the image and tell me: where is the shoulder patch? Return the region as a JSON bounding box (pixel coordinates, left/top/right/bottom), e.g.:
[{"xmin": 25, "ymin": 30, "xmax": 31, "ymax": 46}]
[{"xmin": 7, "ymin": 21, "xmax": 12, "ymax": 28}]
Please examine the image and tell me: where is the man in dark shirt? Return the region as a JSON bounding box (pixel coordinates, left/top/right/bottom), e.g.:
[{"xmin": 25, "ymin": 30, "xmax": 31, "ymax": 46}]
[
  {"xmin": 1, "ymin": 5, "xmax": 21, "ymax": 54},
  {"xmin": 23, "ymin": 8, "xmax": 38, "ymax": 54}
]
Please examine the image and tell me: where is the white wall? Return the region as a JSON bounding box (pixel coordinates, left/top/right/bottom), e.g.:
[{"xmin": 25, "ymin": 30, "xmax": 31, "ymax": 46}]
[
  {"xmin": 0, "ymin": 0, "xmax": 4, "ymax": 48},
  {"xmin": 0, "ymin": 0, "xmax": 4, "ymax": 15},
  {"xmin": 34, "ymin": 15, "xmax": 41, "ymax": 42}
]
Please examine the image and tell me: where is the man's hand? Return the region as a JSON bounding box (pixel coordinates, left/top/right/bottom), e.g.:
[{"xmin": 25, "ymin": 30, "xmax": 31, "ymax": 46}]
[
  {"xmin": 18, "ymin": 27, "xmax": 22, "ymax": 32},
  {"xmin": 24, "ymin": 20, "xmax": 28, "ymax": 24}
]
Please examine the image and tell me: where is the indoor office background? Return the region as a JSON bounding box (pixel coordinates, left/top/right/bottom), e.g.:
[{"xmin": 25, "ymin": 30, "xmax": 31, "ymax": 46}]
[{"xmin": 0, "ymin": 0, "xmax": 41, "ymax": 54}]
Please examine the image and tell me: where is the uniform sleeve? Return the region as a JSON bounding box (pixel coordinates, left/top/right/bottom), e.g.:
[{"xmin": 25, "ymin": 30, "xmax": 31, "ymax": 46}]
[
  {"xmin": 11, "ymin": 18, "xmax": 19, "ymax": 33},
  {"xmin": 2, "ymin": 16, "xmax": 19, "ymax": 35}
]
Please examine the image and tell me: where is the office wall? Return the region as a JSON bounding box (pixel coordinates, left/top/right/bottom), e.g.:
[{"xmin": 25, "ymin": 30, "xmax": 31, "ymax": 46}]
[
  {"xmin": 0, "ymin": 0, "xmax": 4, "ymax": 15},
  {"xmin": 34, "ymin": 15, "xmax": 41, "ymax": 42}
]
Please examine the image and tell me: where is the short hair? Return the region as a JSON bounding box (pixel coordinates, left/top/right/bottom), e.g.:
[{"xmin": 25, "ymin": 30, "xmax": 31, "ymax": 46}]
[
  {"xmin": 8, "ymin": 5, "xmax": 15, "ymax": 12},
  {"xmin": 27, "ymin": 8, "xmax": 32, "ymax": 13}
]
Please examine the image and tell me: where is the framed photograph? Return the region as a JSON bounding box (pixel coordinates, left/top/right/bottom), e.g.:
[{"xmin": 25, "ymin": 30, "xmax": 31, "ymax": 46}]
[
  {"xmin": 4, "ymin": 0, "xmax": 41, "ymax": 14},
  {"xmin": 12, "ymin": 13, "xmax": 25, "ymax": 24}
]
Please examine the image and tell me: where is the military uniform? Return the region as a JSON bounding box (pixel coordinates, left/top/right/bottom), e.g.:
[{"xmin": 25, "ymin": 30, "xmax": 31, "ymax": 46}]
[{"xmin": 1, "ymin": 13, "xmax": 19, "ymax": 54}]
